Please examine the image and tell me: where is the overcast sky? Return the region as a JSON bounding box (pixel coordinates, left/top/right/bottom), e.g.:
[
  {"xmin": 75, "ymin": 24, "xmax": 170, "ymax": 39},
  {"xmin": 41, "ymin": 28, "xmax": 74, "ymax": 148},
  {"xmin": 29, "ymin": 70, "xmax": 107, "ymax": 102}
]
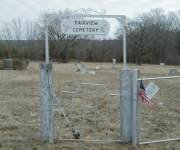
[{"xmin": 0, "ymin": 0, "xmax": 180, "ymax": 38}]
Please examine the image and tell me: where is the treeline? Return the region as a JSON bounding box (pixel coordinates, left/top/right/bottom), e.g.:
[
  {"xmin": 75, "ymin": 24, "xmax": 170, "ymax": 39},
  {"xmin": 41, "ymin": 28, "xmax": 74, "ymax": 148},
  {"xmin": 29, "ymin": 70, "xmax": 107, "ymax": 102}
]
[
  {"xmin": 0, "ymin": 8, "xmax": 180, "ymax": 64},
  {"xmin": 0, "ymin": 40, "xmax": 121, "ymax": 62},
  {"xmin": 123, "ymin": 9, "xmax": 180, "ymax": 65}
]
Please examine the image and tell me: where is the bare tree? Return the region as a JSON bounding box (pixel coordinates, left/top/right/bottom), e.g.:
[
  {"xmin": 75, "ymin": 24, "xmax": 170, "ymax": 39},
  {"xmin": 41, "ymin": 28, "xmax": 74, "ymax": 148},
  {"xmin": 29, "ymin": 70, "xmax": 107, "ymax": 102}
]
[
  {"xmin": 116, "ymin": 8, "xmax": 180, "ymax": 65},
  {"xmin": 12, "ymin": 18, "xmax": 22, "ymax": 41},
  {"xmin": 1, "ymin": 23, "xmax": 14, "ymax": 58},
  {"xmin": 39, "ymin": 11, "xmax": 79, "ymax": 62}
]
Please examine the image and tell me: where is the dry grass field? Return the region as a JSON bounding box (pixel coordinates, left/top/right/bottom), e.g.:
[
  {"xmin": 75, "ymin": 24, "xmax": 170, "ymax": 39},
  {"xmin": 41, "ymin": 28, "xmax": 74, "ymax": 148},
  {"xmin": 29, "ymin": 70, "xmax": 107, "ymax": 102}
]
[{"xmin": 0, "ymin": 62, "xmax": 180, "ymax": 150}]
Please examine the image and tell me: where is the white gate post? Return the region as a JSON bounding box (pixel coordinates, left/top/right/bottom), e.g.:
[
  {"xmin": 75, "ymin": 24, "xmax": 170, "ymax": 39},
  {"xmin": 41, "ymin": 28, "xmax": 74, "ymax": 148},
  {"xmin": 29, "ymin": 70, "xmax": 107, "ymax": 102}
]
[
  {"xmin": 120, "ymin": 69, "xmax": 133, "ymax": 142},
  {"xmin": 132, "ymin": 69, "xmax": 139, "ymax": 146},
  {"xmin": 40, "ymin": 64, "xmax": 55, "ymax": 143},
  {"xmin": 122, "ymin": 20, "xmax": 127, "ymax": 69},
  {"xmin": 117, "ymin": 16, "xmax": 127, "ymax": 69},
  {"xmin": 120, "ymin": 69, "xmax": 139, "ymax": 144},
  {"xmin": 45, "ymin": 17, "xmax": 50, "ymax": 64}
]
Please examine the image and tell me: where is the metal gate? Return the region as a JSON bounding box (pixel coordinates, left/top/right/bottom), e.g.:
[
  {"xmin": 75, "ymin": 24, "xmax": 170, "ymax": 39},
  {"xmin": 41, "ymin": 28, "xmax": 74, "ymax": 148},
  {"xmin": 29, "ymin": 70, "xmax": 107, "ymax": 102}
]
[
  {"xmin": 40, "ymin": 63, "xmax": 122, "ymax": 143},
  {"xmin": 54, "ymin": 82, "xmax": 121, "ymax": 142},
  {"xmin": 138, "ymin": 76, "xmax": 180, "ymax": 145}
]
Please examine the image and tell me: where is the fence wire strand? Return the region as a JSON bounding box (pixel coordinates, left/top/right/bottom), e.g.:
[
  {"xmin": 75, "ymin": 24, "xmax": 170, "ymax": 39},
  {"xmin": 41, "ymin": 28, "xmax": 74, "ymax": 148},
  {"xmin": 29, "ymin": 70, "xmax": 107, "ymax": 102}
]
[{"xmin": 139, "ymin": 77, "xmax": 180, "ymax": 143}]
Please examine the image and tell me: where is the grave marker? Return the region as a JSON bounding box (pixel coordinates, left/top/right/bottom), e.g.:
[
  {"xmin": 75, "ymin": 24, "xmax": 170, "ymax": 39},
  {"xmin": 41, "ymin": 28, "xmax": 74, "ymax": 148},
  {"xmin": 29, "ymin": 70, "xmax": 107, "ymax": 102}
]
[
  {"xmin": 3, "ymin": 58, "xmax": 13, "ymax": 69},
  {"xmin": 112, "ymin": 58, "xmax": 116, "ymax": 69},
  {"xmin": 75, "ymin": 63, "xmax": 87, "ymax": 74},
  {"xmin": 168, "ymin": 69, "xmax": 180, "ymax": 76}
]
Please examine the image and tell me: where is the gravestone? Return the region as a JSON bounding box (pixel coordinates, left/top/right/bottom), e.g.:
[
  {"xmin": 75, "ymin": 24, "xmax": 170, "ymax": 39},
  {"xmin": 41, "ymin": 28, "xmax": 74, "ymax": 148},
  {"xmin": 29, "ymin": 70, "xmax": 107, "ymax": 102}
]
[
  {"xmin": 75, "ymin": 63, "xmax": 87, "ymax": 74},
  {"xmin": 160, "ymin": 63, "xmax": 165, "ymax": 66},
  {"xmin": 3, "ymin": 58, "xmax": 13, "ymax": 69},
  {"xmin": 88, "ymin": 70, "xmax": 96, "ymax": 75},
  {"xmin": 112, "ymin": 58, "xmax": 116, "ymax": 69},
  {"xmin": 95, "ymin": 66, "xmax": 100, "ymax": 70},
  {"xmin": 168, "ymin": 69, "xmax": 180, "ymax": 76}
]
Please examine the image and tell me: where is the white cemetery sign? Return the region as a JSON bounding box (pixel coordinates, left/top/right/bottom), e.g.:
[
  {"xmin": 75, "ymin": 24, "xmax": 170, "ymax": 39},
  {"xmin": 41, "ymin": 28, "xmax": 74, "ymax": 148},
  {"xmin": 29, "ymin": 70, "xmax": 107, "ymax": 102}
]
[
  {"xmin": 145, "ymin": 82, "xmax": 159, "ymax": 99},
  {"xmin": 61, "ymin": 19, "xmax": 110, "ymax": 35}
]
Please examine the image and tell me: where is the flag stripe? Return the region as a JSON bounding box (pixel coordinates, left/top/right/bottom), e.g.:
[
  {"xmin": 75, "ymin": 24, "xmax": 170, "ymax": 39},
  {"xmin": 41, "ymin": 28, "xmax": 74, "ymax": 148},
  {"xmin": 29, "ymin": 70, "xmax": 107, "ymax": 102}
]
[{"xmin": 138, "ymin": 80, "xmax": 151, "ymax": 104}]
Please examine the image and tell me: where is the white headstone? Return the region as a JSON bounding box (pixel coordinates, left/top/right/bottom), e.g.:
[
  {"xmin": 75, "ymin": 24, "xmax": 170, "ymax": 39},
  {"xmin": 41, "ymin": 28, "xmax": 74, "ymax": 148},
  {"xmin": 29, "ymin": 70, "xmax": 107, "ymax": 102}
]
[
  {"xmin": 112, "ymin": 58, "xmax": 116, "ymax": 69},
  {"xmin": 75, "ymin": 63, "xmax": 87, "ymax": 74},
  {"xmin": 88, "ymin": 71, "xmax": 96, "ymax": 75},
  {"xmin": 95, "ymin": 66, "xmax": 100, "ymax": 70},
  {"xmin": 160, "ymin": 63, "xmax": 165, "ymax": 66}
]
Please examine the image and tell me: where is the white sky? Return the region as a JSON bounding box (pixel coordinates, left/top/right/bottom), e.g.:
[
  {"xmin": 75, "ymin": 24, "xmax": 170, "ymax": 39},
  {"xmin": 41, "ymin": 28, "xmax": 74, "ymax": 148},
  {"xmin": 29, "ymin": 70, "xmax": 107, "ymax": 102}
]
[{"xmin": 0, "ymin": 0, "xmax": 180, "ymax": 38}]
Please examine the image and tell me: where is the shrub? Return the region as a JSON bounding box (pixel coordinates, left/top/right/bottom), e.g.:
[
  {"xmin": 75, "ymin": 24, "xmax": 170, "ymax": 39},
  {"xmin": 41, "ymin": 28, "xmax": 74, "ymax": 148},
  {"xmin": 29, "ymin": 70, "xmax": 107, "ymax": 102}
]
[
  {"xmin": 0, "ymin": 59, "xmax": 29, "ymax": 70},
  {"xmin": 0, "ymin": 60, "xmax": 4, "ymax": 70},
  {"xmin": 12, "ymin": 59, "xmax": 28, "ymax": 70}
]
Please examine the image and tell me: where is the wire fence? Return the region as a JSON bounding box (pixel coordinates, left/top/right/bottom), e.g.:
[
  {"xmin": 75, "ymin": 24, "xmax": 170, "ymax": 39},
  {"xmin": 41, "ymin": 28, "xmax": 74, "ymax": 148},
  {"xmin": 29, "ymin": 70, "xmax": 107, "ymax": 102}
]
[
  {"xmin": 53, "ymin": 65, "xmax": 121, "ymax": 142},
  {"xmin": 138, "ymin": 76, "xmax": 180, "ymax": 144},
  {"xmin": 0, "ymin": 62, "xmax": 123, "ymax": 146},
  {"xmin": 4, "ymin": 62, "xmax": 180, "ymax": 146}
]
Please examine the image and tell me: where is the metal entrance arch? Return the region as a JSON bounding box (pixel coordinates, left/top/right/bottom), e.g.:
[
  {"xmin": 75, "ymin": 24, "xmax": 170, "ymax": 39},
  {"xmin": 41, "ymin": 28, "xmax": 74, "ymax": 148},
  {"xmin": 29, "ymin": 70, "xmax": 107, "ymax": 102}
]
[
  {"xmin": 44, "ymin": 11, "xmax": 128, "ymax": 69},
  {"xmin": 61, "ymin": 13, "xmax": 128, "ymax": 69},
  {"xmin": 41, "ymin": 9, "xmax": 129, "ymax": 144}
]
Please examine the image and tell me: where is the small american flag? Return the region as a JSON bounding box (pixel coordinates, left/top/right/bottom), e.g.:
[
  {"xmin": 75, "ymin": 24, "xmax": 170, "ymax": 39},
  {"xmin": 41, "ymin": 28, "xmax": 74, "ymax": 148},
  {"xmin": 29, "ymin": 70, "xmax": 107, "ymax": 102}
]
[{"xmin": 139, "ymin": 80, "xmax": 151, "ymax": 104}]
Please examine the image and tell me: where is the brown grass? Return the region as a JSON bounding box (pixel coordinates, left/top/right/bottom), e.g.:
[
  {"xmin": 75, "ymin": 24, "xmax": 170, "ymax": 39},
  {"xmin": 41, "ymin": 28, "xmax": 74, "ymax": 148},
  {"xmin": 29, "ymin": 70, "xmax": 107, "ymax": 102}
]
[{"xmin": 0, "ymin": 62, "xmax": 180, "ymax": 149}]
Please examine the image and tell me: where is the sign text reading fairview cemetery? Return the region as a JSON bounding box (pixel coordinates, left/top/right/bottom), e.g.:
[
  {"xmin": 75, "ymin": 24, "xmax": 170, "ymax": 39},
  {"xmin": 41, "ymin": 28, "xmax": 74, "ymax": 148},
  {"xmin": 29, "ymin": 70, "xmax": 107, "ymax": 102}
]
[{"xmin": 61, "ymin": 19, "xmax": 110, "ymax": 35}]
